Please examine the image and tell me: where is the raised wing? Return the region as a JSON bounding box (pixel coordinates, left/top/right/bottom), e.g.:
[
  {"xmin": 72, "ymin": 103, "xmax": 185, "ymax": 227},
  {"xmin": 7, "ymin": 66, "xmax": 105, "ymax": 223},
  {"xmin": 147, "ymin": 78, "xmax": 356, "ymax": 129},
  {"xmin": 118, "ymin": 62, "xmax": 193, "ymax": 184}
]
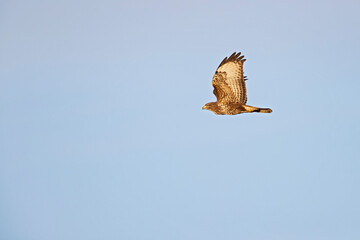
[{"xmin": 212, "ymin": 52, "xmax": 247, "ymax": 104}]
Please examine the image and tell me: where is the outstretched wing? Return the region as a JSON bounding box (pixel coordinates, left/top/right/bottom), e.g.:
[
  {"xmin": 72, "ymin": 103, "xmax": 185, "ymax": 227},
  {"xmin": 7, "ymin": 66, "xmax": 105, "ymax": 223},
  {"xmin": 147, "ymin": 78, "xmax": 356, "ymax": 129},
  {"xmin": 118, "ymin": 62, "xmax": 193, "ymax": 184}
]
[{"xmin": 212, "ymin": 52, "xmax": 247, "ymax": 104}]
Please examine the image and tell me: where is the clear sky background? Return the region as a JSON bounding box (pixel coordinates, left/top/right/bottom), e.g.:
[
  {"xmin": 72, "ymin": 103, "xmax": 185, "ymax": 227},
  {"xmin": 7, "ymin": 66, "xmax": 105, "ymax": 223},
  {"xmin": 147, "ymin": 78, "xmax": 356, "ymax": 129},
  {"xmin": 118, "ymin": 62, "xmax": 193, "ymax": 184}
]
[{"xmin": 1, "ymin": 0, "xmax": 360, "ymax": 239}]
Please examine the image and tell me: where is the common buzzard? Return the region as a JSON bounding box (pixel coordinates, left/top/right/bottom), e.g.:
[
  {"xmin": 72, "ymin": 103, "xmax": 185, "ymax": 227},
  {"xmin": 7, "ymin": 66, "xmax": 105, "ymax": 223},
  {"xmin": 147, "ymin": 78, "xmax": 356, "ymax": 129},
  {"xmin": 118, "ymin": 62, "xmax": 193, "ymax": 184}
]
[{"xmin": 202, "ymin": 52, "xmax": 272, "ymax": 115}]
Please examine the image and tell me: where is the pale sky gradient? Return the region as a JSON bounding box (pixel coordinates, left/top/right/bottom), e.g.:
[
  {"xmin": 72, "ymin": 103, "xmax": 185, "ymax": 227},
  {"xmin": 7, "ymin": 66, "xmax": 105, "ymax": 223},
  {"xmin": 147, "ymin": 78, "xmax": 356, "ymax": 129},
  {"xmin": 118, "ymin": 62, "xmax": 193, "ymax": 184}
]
[{"xmin": 1, "ymin": 0, "xmax": 360, "ymax": 239}]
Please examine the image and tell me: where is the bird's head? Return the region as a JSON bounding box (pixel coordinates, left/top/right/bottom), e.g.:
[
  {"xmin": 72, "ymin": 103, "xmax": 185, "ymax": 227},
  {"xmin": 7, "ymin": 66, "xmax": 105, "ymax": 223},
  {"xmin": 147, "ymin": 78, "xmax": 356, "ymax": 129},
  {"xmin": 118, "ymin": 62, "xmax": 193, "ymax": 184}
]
[
  {"xmin": 202, "ymin": 104, "xmax": 209, "ymax": 110},
  {"xmin": 202, "ymin": 102, "xmax": 217, "ymax": 111}
]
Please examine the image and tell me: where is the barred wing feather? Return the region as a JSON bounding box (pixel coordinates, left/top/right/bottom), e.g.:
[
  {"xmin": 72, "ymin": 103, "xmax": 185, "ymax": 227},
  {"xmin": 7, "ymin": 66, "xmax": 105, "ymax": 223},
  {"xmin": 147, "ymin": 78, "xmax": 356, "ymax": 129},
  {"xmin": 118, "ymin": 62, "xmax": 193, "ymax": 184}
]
[{"xmin": 212, "ymin": 52, "xmax": 247, "ymax": 104}]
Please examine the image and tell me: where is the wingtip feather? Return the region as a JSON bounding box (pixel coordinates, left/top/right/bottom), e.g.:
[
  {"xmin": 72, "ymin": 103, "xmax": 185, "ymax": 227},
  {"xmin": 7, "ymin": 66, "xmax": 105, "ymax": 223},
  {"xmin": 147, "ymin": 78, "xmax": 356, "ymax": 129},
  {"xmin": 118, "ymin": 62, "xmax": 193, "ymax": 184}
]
[{"xmin": 217, "ymin": 51, "xmax": 247, "ymax": 68}]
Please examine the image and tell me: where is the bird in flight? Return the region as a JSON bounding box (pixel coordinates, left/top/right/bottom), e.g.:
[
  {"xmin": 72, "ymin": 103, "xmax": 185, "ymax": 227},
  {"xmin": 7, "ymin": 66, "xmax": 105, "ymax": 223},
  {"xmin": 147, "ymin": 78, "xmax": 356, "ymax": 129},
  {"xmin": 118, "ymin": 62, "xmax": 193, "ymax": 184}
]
[{"xmin": 202, "ymin": 52, "xmax": 272, "ymax": 115}]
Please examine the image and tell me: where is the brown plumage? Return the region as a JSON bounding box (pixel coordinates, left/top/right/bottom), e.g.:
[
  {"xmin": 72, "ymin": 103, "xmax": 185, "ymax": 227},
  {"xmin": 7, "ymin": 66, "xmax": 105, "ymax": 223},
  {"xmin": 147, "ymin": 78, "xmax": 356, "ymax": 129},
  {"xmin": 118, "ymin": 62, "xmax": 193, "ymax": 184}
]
[{"xmin": 202, "ymin": 52, "xmax": 272, "ymax": 115}]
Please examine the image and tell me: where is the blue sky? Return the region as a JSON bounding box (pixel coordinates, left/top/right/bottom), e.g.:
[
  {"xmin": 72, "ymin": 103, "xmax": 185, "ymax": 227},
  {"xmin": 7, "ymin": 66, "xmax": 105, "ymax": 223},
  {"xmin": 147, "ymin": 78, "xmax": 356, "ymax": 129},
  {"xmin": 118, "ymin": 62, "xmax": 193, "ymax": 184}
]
[{"xmin": 1, "ymin": 0, "xmax": 360, "ymax": 239}]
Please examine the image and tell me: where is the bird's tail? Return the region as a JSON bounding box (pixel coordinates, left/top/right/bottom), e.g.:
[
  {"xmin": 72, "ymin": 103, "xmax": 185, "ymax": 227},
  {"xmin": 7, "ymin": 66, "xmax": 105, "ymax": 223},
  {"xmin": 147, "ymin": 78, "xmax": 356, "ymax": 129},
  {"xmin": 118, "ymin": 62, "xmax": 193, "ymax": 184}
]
[
  {"xmin": 244, "ymin": 105, "xmax": 273, "ymax": 113},
  {"xmin": 258, "ymin": 108, "xmax": 272, "ymax": 113}
]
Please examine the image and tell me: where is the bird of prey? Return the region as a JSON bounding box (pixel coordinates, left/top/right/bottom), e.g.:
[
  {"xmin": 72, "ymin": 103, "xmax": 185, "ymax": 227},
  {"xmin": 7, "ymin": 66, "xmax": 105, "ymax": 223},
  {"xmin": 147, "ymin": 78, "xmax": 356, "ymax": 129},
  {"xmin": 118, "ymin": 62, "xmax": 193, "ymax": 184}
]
[{"xmin": 202, "ymin": 52, "xmax": 272, "ymax": 115}]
